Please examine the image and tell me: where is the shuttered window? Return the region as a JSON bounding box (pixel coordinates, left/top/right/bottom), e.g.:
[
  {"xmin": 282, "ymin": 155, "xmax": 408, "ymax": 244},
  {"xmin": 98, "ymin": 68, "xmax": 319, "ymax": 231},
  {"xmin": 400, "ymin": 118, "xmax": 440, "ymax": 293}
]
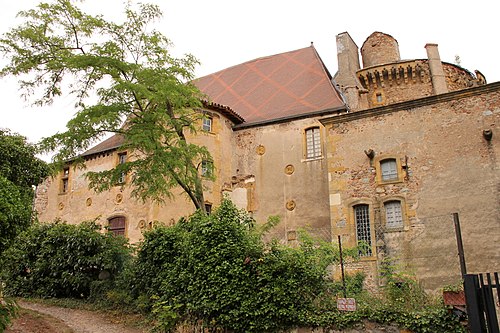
[
  {"xmin": 385, "ymin": 201, "xmax": 403, "ymax": 228},
  {"xmin": 354, "ymin": 204, "xmax": 372, "ymax": 256},
  {"xmin": 305, "ymin": 127, "xmax": 321, "ymax": 159},
  {"xmin": 381, "ymin": 158, "xmax": 398, "ymax": 181}
]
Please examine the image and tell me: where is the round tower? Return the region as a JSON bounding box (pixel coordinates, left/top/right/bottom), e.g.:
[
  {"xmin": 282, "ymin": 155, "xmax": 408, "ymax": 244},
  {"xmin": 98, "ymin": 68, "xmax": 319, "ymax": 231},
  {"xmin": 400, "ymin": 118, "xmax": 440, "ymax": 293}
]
[{"xmin": 361, "ymin": 32, "xmax": 400, "ymax": 68}]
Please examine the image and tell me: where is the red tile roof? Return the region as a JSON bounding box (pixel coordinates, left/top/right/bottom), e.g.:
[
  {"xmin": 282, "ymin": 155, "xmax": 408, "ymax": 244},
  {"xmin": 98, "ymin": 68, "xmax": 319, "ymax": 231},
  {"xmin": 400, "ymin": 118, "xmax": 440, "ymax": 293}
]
[
  {"xmin": 81, "ymin": 46, "xmax": 345, "ymax": 156},
  {"xmin": 194, "ymin": 45, "xmax": 345, "ymax": 125}
]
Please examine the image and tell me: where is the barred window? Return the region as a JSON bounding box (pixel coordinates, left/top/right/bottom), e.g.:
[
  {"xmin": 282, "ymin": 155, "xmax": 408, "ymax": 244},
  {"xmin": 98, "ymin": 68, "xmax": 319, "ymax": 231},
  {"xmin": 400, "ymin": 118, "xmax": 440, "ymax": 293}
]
[
  {"xmin": 385, "ymin": 200, "xmax": 403, "ymax": 228},
  {"xmin": 354, "ymin": 204, "xmax": 372, "ymax": 256},
  {"xmin": 305, "ymin": 127, "xmax": 321, "ymax": 159},
  {"xmin": 380, "ymin": 158, "xmax": 398, "ymax": 181},
  {"xmin": 108, "ymin": 216, "xmax": 126, "ymax": 236}
]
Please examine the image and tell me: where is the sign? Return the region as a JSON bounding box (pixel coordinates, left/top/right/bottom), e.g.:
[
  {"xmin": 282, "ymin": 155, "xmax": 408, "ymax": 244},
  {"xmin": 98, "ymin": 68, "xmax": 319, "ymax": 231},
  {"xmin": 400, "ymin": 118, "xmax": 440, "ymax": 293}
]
[{"xmin": 337, "ymin": 298, "xmax": 356, "ymax": 311}]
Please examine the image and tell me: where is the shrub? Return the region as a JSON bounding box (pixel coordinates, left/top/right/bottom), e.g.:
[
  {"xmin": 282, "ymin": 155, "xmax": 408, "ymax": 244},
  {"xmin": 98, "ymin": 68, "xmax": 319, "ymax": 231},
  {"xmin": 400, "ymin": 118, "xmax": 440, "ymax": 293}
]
[
  {"xmin": 131, "ymin": 199, "xmax": 356, "ymax": 332},
  {"xmin": 0, "ymin": 221, "xmax": 131, "ymax": 298}
]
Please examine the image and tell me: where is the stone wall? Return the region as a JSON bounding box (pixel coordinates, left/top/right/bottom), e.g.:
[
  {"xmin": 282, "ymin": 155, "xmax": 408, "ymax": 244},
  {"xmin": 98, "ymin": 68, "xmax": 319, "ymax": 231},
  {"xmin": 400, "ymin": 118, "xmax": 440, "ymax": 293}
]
[
  {"xmin": 322, "ymin": 83, "xmax": 500, "ymax": 289},
  {"xmin": 231, "ymin": 117, "xmax": 332, "ymax": 242}
]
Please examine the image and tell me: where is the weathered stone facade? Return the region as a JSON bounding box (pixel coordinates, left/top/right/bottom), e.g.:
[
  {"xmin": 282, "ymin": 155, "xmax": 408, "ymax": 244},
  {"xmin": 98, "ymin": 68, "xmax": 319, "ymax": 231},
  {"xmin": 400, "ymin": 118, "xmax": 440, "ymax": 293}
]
[
  {"xmin": 35, "ymin": 31, "xmax": 499, "ymax": 290},
  {"xmin": 328, "ymin": 31, "xmax": 499, "ymax": 289}
]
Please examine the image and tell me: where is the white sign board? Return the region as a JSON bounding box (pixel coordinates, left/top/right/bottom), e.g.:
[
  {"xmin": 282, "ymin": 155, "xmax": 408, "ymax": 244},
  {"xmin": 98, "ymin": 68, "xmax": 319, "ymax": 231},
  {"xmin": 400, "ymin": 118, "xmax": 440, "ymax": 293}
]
[{"xmin": 337, "ymin": 298, "xmax": 356, "ymax": 311}]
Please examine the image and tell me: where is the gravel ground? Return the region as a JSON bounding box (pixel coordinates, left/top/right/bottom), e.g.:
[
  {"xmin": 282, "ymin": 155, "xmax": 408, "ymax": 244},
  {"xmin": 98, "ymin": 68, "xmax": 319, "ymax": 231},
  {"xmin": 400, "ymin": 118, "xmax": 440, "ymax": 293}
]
[{"xmin": 16, "ymin": 301, "xmax": 146, "ymax": 333}]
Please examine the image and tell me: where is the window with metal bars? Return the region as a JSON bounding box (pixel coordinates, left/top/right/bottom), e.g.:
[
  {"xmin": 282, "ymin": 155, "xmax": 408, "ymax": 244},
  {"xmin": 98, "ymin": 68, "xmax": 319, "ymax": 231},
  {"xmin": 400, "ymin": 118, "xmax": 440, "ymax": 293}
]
[
  {"xmin": 305, "ymin": 127, "xmax": 321, "ymax": 159},
  {"xmin": 354, "ymin": 204, "xmax": 372, "ymax": 256},
  {"xmin": 384, "ymin": 200, "xmax": 403, "ymax": 228}
]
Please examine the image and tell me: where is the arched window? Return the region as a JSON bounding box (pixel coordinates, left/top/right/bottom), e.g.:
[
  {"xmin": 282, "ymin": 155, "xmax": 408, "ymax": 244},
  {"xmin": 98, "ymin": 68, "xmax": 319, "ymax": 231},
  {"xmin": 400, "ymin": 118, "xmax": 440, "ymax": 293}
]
[
  {"xmin": 353, "ymin": 204, "xmax": 372, "ymax": 256},
  {"xmin": 108, "ymin": 216, "xmax": 126, "ymax": 236}
]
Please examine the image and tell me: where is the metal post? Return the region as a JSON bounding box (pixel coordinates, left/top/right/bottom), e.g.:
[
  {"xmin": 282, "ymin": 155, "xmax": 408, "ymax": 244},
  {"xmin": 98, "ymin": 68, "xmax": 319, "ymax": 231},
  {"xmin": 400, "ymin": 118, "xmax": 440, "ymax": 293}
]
[
  {"xmin": 464, "ymin": 274, "xmax": 487, "ymax": 333},
  {"xmin": 338, "ymin": 235, "xmax": 347, "ymax": 298},
  {"xmin": 452, "ymin": 213, "xmax": 467, "ymax": 278}
]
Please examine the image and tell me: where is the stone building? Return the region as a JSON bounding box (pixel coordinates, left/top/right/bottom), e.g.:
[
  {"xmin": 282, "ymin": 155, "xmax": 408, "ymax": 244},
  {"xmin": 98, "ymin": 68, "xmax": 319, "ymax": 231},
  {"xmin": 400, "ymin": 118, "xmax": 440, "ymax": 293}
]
[
  {"xmin": 325, "ymin": 32, "xmax": 499, "ymax": 288},
  {"xmin": 35, "ymin": 31, "xmax": 499, "ymax": 290}
]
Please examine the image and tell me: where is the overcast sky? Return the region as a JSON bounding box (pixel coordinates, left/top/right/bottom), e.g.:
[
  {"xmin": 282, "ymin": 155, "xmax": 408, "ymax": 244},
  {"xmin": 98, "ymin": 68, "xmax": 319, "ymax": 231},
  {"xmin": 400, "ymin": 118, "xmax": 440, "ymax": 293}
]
[{"xmin": 1, "ymin": 0, "xmax": 499, "ymax": 154}]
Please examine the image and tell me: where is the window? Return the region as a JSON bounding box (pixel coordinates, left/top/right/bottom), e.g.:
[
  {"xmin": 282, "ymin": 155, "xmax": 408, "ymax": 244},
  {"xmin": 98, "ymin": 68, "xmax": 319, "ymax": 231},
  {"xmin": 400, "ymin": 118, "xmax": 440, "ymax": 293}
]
[
  {"xmin": 61, "ymin": 167, "xmax": 69, "ymax": 193},
  {"xmin": 354, "ymin": 204, "xmax": 372, "ymax": 256},
  {"xmin": 108, "ymin": 216, "xmax": 126, "ymax": 236},
  {"xmin": 202, "ymin": 116, "xmax": 212, "ymax": 132},
  {"xmin": 205, "ymin": 203, "xmax": 212, "ymax": 215},
  {"xmin": 305, "ymin": 127, "xmax": 321, "ymax": 159},
  {"xmin": 376, "ymin": 93, "xmax": 383, "ymax": 103},
  {"xmin": 380, "ymin": 158, "xmax": 398, "ymax": 181},
  {"xmin": 201, "ymin": 160, "xmax": 213, "ymax": 177},
  {"xmin": 118, "ymin": 152, "xmax": 127, "ymax": 184},
  {"xmin": 384, "ymin": 201, "xmax": 403, "ymax": 228}
]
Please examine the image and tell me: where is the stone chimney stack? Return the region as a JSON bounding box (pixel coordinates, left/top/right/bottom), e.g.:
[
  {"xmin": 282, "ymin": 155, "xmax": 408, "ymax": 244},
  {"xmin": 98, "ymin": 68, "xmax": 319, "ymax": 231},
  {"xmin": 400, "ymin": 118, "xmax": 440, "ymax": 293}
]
[
  {"xmin": 425, "ymin": 43, "xmax": 448, "ymax": 95},
  {"xmin": 333, "ymin": 32, "xmax": 367, "ymax": 111}
]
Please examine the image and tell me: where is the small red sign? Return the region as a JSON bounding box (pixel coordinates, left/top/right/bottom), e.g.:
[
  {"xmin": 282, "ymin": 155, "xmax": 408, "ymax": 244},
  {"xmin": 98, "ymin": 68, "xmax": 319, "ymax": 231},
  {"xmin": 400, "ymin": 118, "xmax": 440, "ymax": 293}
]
[{"xmin": 337, "ymin": 298, "xmax": 356, "ymax": 311}]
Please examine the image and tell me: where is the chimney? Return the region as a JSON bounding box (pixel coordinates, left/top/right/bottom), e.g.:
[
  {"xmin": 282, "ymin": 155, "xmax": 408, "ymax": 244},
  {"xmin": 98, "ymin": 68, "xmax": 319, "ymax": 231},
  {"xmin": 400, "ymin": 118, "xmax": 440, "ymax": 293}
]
[
  {"xmin": 425, "ymin": 43, "xmax": 448, "ymax": 95},
  {"xmin": 334, "ymin": 32, "xmax": 366, "ymax": 111}
]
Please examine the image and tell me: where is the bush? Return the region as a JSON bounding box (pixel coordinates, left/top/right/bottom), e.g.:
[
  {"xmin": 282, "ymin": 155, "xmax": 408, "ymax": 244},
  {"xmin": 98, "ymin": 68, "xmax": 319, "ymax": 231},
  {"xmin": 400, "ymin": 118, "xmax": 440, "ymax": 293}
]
[
  {"xmin": 0, "ymin": 221, "xmax": 131, "ymax": 299},
  {"xmin": 130, "ymin": 199, "xmax": 355, "ymax": 332},
  {"xmin": 0, "ymin": 287, "xmax": 18, "ymax": 333}
]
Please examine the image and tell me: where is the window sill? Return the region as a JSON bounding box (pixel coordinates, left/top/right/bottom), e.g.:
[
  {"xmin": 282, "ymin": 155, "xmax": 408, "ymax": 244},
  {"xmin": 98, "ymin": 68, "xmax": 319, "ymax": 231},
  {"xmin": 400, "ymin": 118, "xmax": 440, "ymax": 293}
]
[
  {"xmin": 377, "ymin": 179, "xmax": 404, "ymax": 185},
  {"xmin": 302, "ymin": 156, "xmax": 324, "ymax": 163}
]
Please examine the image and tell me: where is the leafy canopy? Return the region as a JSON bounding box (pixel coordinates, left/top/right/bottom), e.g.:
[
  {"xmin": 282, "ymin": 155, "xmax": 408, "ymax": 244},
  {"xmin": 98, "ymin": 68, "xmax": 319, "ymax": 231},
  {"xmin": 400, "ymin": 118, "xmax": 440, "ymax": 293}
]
[
  {"xmin": 0, "ymin": 129, "xmax": 49, "ymax": 253},
  {"xmin": 0, "ymin": 0, "xmax": 211, "ymax": 210}
]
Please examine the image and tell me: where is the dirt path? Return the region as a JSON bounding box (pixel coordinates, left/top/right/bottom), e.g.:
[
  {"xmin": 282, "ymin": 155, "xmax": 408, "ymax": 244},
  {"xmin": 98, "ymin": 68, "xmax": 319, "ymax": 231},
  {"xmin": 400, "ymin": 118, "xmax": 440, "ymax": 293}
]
[{"xmin": 13, "ymin": 301, "xmax": 147, "ymax": 333}]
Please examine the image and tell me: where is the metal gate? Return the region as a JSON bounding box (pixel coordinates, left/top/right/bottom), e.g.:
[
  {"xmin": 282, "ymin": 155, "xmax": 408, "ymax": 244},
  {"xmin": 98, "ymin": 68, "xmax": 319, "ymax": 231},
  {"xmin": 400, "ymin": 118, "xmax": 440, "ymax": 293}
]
[{"xmin": 464, "ymin": 272, "xmax": 500, "ymax": 333}]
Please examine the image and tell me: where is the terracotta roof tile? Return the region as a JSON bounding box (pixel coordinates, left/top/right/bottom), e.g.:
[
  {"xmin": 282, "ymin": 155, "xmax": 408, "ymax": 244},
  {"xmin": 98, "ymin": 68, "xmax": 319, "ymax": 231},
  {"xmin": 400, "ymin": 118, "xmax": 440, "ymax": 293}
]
[{"xmin": 195, "ymin": 45, "xmax": 345, "ymax": 124}]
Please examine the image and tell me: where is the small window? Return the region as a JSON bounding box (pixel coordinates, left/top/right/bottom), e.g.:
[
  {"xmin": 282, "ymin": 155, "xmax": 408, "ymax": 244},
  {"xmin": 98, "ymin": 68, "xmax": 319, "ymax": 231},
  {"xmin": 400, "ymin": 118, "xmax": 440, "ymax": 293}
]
[
  {"xmin": 305, "ymin": 127, "xmax": 321, "ymax": 159},
  {"xmin": 202, "ymin": 117, "xmax": 212, "ymax": 132},
  {"xmin": 376, "ymin": 93, "xmax": 383, "ymax": 103},
  {"xmin": 380, "ymin": 158, "xmax": 398, "ymax": 181},
  {"xmin": 354, "ymin": 204, "xmax": 372, "ymax": 256},
  {"xmin": 108, "ymin": 216, "xmax": 126, "ymax": 236},
  {"xmin": 118, "ymin": 152, "xmax": 127, "ymax": 184},
  {"xmin": 384, "ymin": 200, "xmax": 403, "ymax": 228},
  {"xmin": 201, "ymin": 160, "xmax": 213, "ymax": 177},
  {"xmin": 205, "ymin": 203, "xmax": 212, "ymax": 215},
  {"xmin": 61, "ymin": 167, "xmax": 70, "ymax": 193}
]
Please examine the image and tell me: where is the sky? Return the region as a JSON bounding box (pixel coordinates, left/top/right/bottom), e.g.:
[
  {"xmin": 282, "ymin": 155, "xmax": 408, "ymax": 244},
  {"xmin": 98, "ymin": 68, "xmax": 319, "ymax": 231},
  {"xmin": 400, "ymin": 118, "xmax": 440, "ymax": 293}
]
[{"xmin": 1, "ymin": 0, "xmax": 499, "ymax": 155}]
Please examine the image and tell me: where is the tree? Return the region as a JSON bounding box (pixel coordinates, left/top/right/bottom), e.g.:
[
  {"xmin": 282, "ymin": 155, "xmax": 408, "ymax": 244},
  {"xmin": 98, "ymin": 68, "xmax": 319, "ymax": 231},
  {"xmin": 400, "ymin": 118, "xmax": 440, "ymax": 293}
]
[
  {"xmin": 0, "ymin": 129, "xmax": 49, "ymax": 253},
  {"xmin": 0, "ymin": 0, "xmax": 212, "ymax": 212}
]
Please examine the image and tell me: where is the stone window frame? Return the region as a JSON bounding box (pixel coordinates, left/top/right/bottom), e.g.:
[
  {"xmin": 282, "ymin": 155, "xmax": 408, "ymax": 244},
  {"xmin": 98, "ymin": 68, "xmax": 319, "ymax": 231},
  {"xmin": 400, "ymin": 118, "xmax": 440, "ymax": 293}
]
[
  {"xmin": 347, "ymin": 198, "xmax": 377, "ymax": 260},
  {"xmin": 116, "ymin": 151, "xmax": 128, "ymax": 184},
  {"xmin": 374, "ymin": 154, "xmax": 405, "ymax": 184},
  {"xmin": 380, "ymin": 196, "xmax": 407, "ymax": 232},
  {"xmin": 60, "ymin": 166, "xmax": 70, "ymax": 194},
  {"xmin": 108, "ymin": 215, "xmax": 127, "ymax": 237},
  {"xmin": 303, "ymin": 126, "xmax": 323, "ymax": 160}
]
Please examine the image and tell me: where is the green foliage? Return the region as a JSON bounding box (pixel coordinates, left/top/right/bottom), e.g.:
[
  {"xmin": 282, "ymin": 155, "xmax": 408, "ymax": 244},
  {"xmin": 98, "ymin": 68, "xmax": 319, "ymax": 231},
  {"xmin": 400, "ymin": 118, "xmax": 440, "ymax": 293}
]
[
  {"xmin": 128, "ymin": 200, "xmax": 361, "ymax": 332},
  {"xmin": 0, "ymin": 221, "xmax": 131, "ymax": 298},
  {"xmin": 0, "ymin": 290, "xmax": 18, "ymax": 333},
  {"xmin": 379, "ymin": 258, "xmax": 429, "ymax": 311},
  {"xmin": 1, "ymin": 1, "xmax": 210, "ymax": 211},
  {"xmin": 0, "ymin": 129, "xmax": 49, "ymax": 253}
]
